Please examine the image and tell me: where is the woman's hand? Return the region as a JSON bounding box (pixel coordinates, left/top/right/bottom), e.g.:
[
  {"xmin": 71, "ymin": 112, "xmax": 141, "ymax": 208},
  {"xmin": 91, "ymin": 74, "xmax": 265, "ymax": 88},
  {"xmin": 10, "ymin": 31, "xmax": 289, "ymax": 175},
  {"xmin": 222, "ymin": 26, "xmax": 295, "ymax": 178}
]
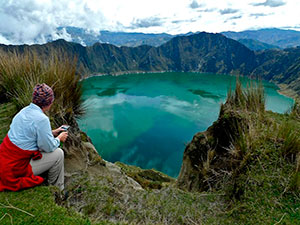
[
  {"xmin": 52, "ymin": 125, "xmax": 69, "ymax": 137},
  {"xmin": 58, "ymin": 131, "xmax": 68, "ymax": 142}
]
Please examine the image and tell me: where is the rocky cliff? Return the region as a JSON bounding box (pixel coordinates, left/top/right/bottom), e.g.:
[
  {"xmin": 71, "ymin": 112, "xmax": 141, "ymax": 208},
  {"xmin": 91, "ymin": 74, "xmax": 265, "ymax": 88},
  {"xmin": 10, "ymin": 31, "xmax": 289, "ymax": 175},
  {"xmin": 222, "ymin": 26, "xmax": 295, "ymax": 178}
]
[{"xmin": 176, "ymin": 81, "xmax": 300, "ymax": 203}]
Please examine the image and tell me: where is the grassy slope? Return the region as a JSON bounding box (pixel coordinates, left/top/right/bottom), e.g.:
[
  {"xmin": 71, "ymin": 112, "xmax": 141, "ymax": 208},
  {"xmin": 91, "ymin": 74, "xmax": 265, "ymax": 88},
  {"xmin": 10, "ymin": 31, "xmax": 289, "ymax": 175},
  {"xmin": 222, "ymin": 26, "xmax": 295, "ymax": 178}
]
[
  {"xmin": 72, "ymin": 108, "xmax": 300, "ymax": 225},
  {"xmin": 219, "ymin": 89, "xmax": 300, "ymax": 224},
  {"xmin": 63, "ymin": 166, "xmax": 225, "ymax": 225},
  {"xmin": 1, "ymin": 102, "xmax": 300, "ymax": 224},
  {"xmin": 0, "ymin": 187, "xmax": 92, "ymax": 225},
  {"xmin": 177, "ymin": 81, "xmax": 300, "ymax": 224},
  {"xmin": 0, "ymin": 101, "xmax": 224, "ymax": 225},
  {"xmin": 222, "ymin": 111, "xmax": 300, "ymax": 224}
]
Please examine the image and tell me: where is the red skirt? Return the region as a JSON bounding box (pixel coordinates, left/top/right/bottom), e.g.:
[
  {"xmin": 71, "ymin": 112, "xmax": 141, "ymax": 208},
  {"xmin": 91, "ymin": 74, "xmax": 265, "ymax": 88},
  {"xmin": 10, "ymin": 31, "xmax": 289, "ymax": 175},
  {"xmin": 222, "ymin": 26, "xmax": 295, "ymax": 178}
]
[{"xmin": 0, "ymin": 135, "xmax": 44, "ymax": 191}]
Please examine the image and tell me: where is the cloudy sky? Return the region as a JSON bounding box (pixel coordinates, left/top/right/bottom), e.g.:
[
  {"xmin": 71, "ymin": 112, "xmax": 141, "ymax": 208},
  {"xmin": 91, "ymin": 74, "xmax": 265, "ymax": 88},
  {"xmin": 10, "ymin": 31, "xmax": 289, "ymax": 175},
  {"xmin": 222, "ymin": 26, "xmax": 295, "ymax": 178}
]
[{"xmin": 0, "ymin": 0, "xmax": 299, "ymax": 44}]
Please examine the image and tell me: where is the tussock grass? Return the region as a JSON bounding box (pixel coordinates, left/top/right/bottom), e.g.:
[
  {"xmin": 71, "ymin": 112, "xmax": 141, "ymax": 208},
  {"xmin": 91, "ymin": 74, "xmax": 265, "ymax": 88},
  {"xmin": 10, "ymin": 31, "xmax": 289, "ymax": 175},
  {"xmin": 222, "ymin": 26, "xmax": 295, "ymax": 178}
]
[
  {"xmin": 0, "ymin": 103, "xmax": 16, "ymax": 140},
  {"xmin": 226, "ymin": 78, "xmax": 265, "ymax": 114},
  {"xmin": 0, "ymin": 51, "xmax": 84, "ymax": 127},
  {"xmin": 276, "ymin": 120, "xmax": 300, "ymax": 157},
  {"xmin": 192, "ymin": 79, "xmax": 267, "ymax": 195},
  {"xmin": 290, "ymin": 100, "xmax": 300, "ymax": 120}
]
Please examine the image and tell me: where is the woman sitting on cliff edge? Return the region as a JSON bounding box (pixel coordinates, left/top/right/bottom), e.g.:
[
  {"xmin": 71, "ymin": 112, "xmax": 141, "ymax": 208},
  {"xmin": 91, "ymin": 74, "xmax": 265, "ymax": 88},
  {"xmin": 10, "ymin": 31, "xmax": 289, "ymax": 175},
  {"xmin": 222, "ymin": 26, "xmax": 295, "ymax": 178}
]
[{"xmin": 0, "ymin": 83, "xmax": 68, "ymax": 191}]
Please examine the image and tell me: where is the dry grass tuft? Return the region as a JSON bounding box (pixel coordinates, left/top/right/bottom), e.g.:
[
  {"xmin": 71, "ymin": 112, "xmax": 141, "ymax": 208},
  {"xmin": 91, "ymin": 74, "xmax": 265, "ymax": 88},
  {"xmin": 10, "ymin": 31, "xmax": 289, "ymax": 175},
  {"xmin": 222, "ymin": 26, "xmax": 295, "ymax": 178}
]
[
  {"xmin": 0, "ymin": 50, "xmax": 84, "ymax": 127},
  {"xmin": 226, "ymin": 78, "xmax": 265, "ymax": 114}
]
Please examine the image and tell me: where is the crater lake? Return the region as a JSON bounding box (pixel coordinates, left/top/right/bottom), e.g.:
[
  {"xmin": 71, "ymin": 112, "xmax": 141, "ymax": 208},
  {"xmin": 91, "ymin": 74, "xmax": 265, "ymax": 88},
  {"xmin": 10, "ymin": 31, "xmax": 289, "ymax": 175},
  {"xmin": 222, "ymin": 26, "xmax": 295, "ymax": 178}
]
[{"xmin": 78, "ymin": 72, "xmax": 294, "ymax": 177}]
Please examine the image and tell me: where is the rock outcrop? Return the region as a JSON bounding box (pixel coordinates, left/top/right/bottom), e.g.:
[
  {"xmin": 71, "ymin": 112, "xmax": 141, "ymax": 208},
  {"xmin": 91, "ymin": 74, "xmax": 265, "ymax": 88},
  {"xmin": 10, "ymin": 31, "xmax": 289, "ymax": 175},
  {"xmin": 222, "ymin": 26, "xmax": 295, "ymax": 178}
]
[
  {"xmin": 176, "ymin": 81, "xmax": 267, "ymax": 195},
  {"xmin": 176, "ymin": 103, "xmax": 250, "ymax": 192},
  {"xmin": 61, "ymin": 123, "xmax": 144, "ymax": 193}
]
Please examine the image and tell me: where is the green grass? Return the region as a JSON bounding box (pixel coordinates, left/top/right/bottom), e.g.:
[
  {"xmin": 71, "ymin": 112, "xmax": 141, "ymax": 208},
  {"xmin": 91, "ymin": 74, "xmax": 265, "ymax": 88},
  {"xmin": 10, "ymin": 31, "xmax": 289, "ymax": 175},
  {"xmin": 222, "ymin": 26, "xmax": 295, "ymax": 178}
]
[
  {"xmin": 223, "ymin": 144, "xmax": 300, "ymax": 224},
  {"xmin": 65, "ymin": 171, "xmax": 225, "ymax": 225},
  {"xmin": 0, "ymin": 186, "xmax": 91, "ymax": 225}
]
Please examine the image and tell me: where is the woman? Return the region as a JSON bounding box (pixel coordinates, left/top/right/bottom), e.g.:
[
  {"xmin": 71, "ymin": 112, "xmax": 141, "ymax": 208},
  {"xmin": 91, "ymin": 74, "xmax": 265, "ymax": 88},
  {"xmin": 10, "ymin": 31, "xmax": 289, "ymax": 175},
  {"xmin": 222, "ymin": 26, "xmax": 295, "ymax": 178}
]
[{"xmin": 0, "ymin": 83, "xmax": 68, "ymax": 191}]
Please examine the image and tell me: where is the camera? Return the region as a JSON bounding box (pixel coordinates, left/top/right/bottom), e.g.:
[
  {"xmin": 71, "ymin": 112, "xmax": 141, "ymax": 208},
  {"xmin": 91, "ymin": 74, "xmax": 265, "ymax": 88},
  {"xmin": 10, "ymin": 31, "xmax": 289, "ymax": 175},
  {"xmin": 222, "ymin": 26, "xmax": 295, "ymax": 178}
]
[{"xmin": 61, "ymin": 125, "xmax": 70, "ymax": 131}]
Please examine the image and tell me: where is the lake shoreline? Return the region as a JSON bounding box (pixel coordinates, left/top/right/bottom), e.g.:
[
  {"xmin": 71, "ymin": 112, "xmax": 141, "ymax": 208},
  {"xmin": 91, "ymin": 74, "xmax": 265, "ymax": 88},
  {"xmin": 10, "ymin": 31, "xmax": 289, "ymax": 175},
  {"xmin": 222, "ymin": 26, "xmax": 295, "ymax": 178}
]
[
  {"xmin": 81, "ymin": 70, "xmax": 298, "ymax": 103},
  {"xmin": 81, "ymin": 70, "xmax": 244, "ymax": 81},
  {"xmin": 277, "ymin": 83, "xmax": 298, "ymax": 100}
]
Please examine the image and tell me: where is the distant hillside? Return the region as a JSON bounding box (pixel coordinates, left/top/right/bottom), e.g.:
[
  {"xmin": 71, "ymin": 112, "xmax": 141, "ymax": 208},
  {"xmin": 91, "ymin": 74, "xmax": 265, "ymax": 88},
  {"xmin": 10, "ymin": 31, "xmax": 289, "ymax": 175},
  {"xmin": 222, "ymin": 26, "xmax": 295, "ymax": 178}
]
[
  {"xmin": 59, "ymin": 27, "xmax": 300, "ymax": 49},
  {"xmin": 1, "ymin": 32, "xmax": 300, "ymax": 95},
  {"xmin": 2, "ymin": 27, "xmax": 300, "ymax": 50},
  {"xmin": 222, "ymin": 28, "xmax": 300, "ymax": 49},
  {"xmin": 237, "ymin": 38, "xmax": 279, "ymax": 51},
  {"xmin": 252, "ymin": 47, "xmax": 300, "ymax": 93},
  {"xmin": 58, "ymin": 27, "xmax": 174, "ymax": 47},
  {"xmin": 0, "ymin": 32, "xmax": 257, "ymax": 75}
]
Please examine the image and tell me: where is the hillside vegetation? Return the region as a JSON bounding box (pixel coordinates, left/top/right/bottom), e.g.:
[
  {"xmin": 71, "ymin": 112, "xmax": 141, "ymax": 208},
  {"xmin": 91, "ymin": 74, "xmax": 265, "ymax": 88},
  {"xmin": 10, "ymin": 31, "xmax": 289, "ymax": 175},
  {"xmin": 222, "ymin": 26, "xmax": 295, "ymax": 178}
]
[{"xmin": 0, "ymin": 52, "xmax": 300, "ymax": 224}]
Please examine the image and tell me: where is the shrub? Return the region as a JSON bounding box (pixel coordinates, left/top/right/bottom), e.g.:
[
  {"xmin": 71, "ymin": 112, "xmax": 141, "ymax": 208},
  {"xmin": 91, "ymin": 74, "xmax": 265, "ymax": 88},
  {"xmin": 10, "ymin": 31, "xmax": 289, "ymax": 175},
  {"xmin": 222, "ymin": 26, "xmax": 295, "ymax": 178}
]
[{"xmin": 0, "ymin": 50, "xmax": 84, "ymax": 127}]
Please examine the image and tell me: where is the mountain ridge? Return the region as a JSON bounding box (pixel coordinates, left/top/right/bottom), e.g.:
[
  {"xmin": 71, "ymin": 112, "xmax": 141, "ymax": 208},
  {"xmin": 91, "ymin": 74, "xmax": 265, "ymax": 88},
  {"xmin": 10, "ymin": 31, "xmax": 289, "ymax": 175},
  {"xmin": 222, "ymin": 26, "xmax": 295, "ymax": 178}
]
[
  {"xmin": 222, "ymin": 28, "xmax": 300, "ymax": 49},
  {"xmin": 237, "ymin": 38, "xmax": 279, "ymax": 51},
  {"xmin": 1, "ymin": 32, "xmax": 300, "ymax": 95},
  {"xmin": 3, "ymin": 27, "xmax": 300, "ymax": 50}
]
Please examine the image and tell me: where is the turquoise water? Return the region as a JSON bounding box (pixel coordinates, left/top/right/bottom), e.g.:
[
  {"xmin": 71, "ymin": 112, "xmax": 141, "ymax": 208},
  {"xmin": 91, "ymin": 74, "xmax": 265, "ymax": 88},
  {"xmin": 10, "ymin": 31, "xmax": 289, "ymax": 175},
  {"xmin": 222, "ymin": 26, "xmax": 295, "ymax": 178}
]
[{"xmin": 78, "ymin": 72, "xmax": 294, "ymax": 177}]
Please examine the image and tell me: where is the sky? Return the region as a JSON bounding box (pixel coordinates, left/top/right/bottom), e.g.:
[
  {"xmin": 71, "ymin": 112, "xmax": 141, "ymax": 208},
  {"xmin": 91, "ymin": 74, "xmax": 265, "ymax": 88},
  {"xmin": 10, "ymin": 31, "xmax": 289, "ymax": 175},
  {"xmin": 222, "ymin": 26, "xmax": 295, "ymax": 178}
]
[{"xmin": 0, "ymin": 0, "xmax": 299, "ymax": 45}]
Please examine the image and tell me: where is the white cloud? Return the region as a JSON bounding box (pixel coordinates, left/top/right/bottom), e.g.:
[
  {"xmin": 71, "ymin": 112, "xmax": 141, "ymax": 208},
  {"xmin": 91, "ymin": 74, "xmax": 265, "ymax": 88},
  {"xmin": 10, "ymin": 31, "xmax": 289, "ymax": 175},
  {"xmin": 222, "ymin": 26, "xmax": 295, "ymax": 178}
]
[
  {"xmin": 219, "ymin": 8, "xmax": 239, "ymax": 15},
  {"xmin": 189, "ymin": 0, "xmax": 204, "ymax": 9},
  {"xmin": 252, "ymin": 0, "xmax": 286, "ymax": 7},
  {"xmin": 129, "ymin": 17, "xmax": 164, "ymax": 29},
  {"xmin": 0, "ymin": 0, "xmax": 298, "ymax": 44},
  {"xmin": 0, "ymin": 34, "xmax": 11, "ymax": 45},
  {"xmin": 52, "ymin": 27, "xmax": 73, "ymax": 42},
  {"xmin": 0, "ymin": 0, "xmax": 107, "ymax": 44}
]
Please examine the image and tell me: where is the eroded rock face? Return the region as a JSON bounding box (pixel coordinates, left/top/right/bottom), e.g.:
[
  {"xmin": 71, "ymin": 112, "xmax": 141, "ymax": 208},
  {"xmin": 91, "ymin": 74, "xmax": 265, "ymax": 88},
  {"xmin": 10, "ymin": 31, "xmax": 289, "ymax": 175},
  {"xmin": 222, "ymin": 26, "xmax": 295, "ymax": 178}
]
[
  {"xmin": 176, "ymin": 105, "xmax": 249, "ymax": 192},
  {"xmin": 62, "ymin": 126, "xmax": 143, "ymax": 192}
]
